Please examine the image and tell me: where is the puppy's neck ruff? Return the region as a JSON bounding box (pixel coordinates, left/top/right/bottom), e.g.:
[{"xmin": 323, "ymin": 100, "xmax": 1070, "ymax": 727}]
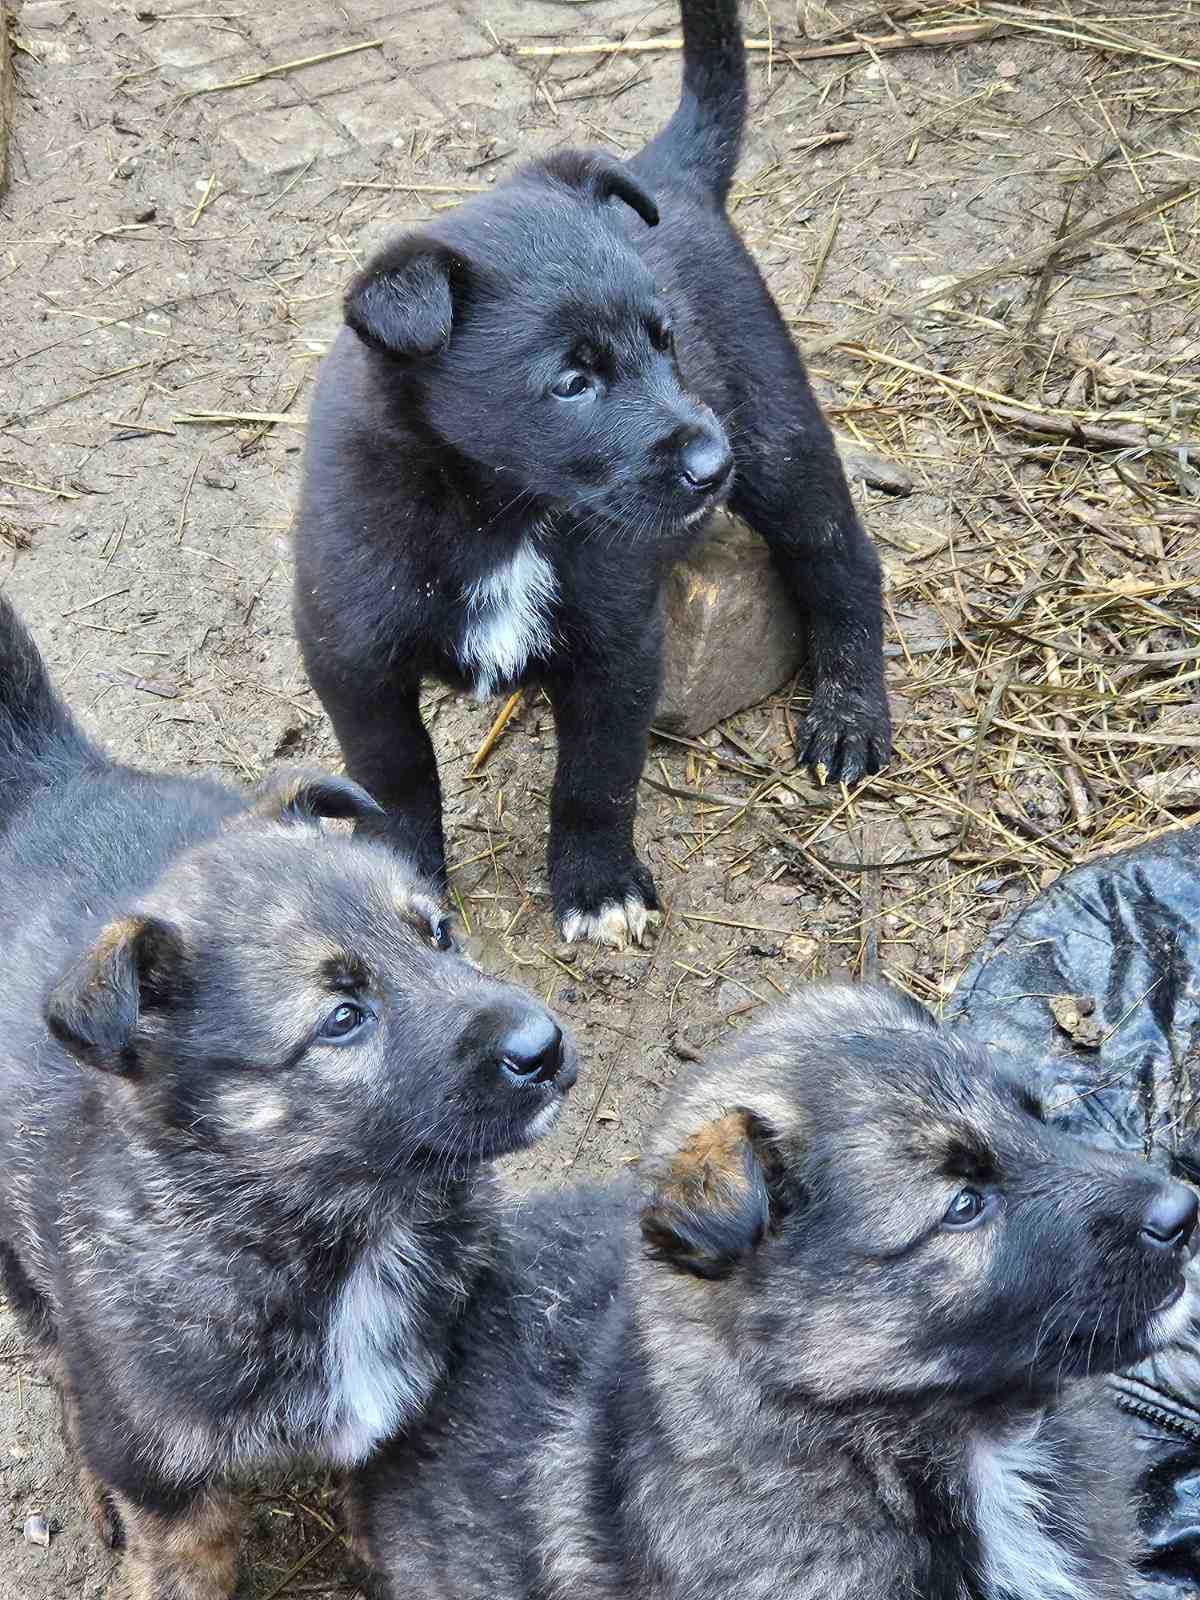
[
  {"xmin": 968, "ymin": 1419, "xmax": 1087, "ymax": 1600},
  {"xmin": 458, "ymin": 531, "xmax": 557, "ymax": 699}
]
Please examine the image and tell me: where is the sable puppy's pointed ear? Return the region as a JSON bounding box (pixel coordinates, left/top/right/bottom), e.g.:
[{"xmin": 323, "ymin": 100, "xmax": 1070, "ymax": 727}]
[
  {"xmin": 344, "ymin": 237, "xmax": 460, "ymax": 357},
  {"xmin": 250, "ymin": 767, "xmax": 385, "ymax": 826},
  {"xmin": 542, "ymin": 149, "xmax": 659, "ymax": 228},
  {"xmin": 640, "ymin": 1110, "xmax": 788, "ymax": 1280},
  {"xmin": 46, "ymin": 916, "xmax": 184, "ymax": 1075}
]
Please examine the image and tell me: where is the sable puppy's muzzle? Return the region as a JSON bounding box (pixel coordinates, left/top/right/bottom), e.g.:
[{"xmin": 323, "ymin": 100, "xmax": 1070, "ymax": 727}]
[
  {"xmin": 498, "ymin": 1013, "xmax": 569, "ymax": 1088},
  {"xmin": 1141, "ymin": 1182, "xmax": 1198, "ymax": 1252},
  {"xmin": 471, "ymin": 1001, "xmax": 578, "ymax": 1094}
]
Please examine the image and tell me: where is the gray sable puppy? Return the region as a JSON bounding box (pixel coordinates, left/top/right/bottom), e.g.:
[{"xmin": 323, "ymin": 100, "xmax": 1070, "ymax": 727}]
[
  {"xmin": 353, "ymin": 983, "xmax": 1197, "ymax": 1600},
  {"xmin": 0, "ymin": 593, "xmax": 576, "ymax": 1600},
  {"xmin": 293, "ymin": 0, "xmax": 889, "ymax": 952}
]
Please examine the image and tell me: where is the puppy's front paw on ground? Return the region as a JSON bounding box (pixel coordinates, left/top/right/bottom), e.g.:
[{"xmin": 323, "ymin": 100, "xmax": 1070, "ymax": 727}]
[
  {"xmin": 793, "ymin": 686, "xmax": 892, "ymax": 787},
  {"xmin": 560, "ymin": 895, "xmax": 661, "ymax": 951},
  {"xmin": 556, "ymin": 862, "xmax": 661, "ymax": 950}
]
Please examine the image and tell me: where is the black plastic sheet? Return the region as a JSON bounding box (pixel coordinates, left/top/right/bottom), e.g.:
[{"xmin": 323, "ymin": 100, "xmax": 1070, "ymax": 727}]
[{"xmin": 949, "ymin": 822, "xmax": 1200, "ymax": 1595}]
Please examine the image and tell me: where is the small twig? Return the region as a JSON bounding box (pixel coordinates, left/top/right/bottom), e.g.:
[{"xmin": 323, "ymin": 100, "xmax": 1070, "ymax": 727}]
[
  {"xmin": 0, "ymin": 1, "xmax": 11, "ymax": 196},
  {"xmin": 798, "ymin": 197, "xmax": 841, "ymax": 315},
  {"xmin": 515, "ymin": 22, "xmax": 1000, "ymax": 60},
  {"xmin": 338, "ymin": 180, "xmax": 490, "ymax": 194},
  {"xmin": 0, "ymin": 474, "xmax": 80, "ymax": 500},
  {"xmin": 188, "ymin": 174, "xmax": 216, "ymax": 227},
  {"xmin": 173, "ymin": 411, "xmax": 306, "ymax": 427},
  {"xmin": 183, "ymin": 39, "xmax": 383, "ymax": 97},
  {"xmin": 468, "ymin": 691, "xmax": 523, "ymax": 775},
  {"xmin": 682, "ymin": 913, "xmax": 804, "ymax": 937},
  {"xmin": 61, "ymin": 586, "xmax": 129, "ymax": 619},
  {"xmin": 176, "ymin": 454, "xmax": 202, "ymax": 545}
]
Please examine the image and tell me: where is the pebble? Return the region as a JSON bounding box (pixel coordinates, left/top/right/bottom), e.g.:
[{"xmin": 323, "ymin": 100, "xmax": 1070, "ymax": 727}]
[{"xmin": 23, "ymin": 1513, "xmax": 51, "ymax": 1548}]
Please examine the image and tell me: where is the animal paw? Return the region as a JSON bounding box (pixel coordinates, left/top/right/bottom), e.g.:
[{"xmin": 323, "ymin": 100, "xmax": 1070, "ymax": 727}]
[
  {"xmin": 557, "ymin": 862, "xmax": 660, "ymax": 951},
  {"xmin": 79, "ymin": 1467, "xmax": 124, "ymax": 1551},
  {"xmin": 793, "ymin": 683, "xmax": 891, "ymax": 787}
]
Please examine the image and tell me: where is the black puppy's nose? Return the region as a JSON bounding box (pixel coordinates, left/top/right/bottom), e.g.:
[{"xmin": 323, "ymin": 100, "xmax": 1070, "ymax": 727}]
[
  {"xmin": 679, "ymin": 431, "xmax": 733, "ymax": 493},
  {"xmin": 498, "ymin": 1012, "xmax": 563, "ymax": 1086},
  {"xmin": 1142, "ymin": 1183, "xmax": 1199, "ymax": 1249}
]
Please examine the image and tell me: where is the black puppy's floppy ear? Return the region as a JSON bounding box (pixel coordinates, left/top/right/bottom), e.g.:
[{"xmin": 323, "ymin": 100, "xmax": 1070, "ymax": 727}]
[
  {"xmin": 46, "ymin": 916, "xmax": 184, "ymax": 1076},
  {"xmin": 344, "ymin": 237, "xmax": 461, "ymax": 358},
  {"xmin": 542, "ymin": 149, "xmax": 659, "ymax": 228},
  {"xmin": 641, "ymin": 1109, "xmax": 789, "ymax": 1280},
  {"xmin": 250, "ymin": 767, "xmax": 385, "ymax": 826}
]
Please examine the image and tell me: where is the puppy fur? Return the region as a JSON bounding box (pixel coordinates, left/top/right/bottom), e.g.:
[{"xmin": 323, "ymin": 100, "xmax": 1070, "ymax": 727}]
[
  {"xmin": 0, "ymin": 593, "xmax": 576, "ymax": 1600},
  {"xmin": 293, "ymin": 0, "xmax": 890, "ymax": 950},
  {"xmin": 352, "ymin": 983, "xmax": 1197, "ymax": 1600}
]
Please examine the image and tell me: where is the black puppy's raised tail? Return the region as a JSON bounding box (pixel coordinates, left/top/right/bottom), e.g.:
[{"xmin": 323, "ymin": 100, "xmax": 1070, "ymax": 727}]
[
  {"xmin": 0, "ymin": 593, "xmax": 96, "ymax": 830},
  {"xmin": 635, "ymin": 0, "xmax": 746, "ymax": 202}
]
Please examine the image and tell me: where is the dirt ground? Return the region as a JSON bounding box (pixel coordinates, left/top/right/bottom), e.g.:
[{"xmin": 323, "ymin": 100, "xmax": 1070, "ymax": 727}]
[{"xmin": 0, "ymin": 0, "xmax": 1196, "ymax": 1593}]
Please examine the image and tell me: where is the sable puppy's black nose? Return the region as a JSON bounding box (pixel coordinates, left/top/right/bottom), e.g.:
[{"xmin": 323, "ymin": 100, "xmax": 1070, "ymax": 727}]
[
  {"xmin": 499, "ymin": 1013, "xmax": 563, "ymax": 1085},
  {"xmin": 1142, "ymin": 1183, "xmax": 1199, "ymax": 1249},
  {"xmin": 679, "ymin": 431, "xmax": 733, "ymax": 493}
]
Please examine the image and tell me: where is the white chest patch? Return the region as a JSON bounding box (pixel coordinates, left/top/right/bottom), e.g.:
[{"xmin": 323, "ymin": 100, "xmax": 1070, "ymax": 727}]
[
  {"xmin": 969, "ymin": 1427, "xmax": 1085, "ymax": 1600},
  {"xmin": 320, "ymin": 1228, "xmax": 440, "ymax": 1466},
  {"xmin": 458, "ymin": 538, "xmax": 557, "ymax": 699}
]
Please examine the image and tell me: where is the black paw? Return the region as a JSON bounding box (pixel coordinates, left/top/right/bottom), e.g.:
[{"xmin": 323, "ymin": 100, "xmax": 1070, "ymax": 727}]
[
  {"xmin": 555, "ymin": 858, "xmax": 660, "ymax": 950},
  {"xmin": 793, "ymin": 684, "xmax": 891, "ymax": 787}
]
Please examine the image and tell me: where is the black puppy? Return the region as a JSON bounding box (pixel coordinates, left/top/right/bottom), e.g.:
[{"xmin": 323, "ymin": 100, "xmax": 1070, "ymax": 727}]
[
  {"xmin": 352, "ymin": 985, "xmax": 1197, "ymax": 1599},
  {"xmin": 294, "ymin": 0, "xmax": 889, "ymax": 949},
  {"xmin": 0, "ymin": 594, "xmax": 575, "ymax": 1600}
]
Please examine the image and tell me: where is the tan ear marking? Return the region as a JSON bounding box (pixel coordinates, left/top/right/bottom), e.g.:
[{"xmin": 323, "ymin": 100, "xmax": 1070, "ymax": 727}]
[{"xmin": 664, "ymin": 1110, "xmax": 755, "ymax": 1199}]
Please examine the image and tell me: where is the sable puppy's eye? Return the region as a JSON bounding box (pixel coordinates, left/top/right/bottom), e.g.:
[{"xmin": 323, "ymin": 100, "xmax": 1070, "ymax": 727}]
[
  {"xmin": 652, "ymin": 323, "xmax": 674, "ymax": 353},
  {"xmin": 320, "ymin": 1002, "xmax": 368, "ymax": 1042},
  {"xmin": 943, "ymin": 1187, "xmax": 987, "ymax": 1229},
  {"xmin": 551, "ymin": 372, "xmax": 593, "ymax": 401},
  {"xmin": 430, "ymin": 916, "xmax": 454, "ymax": 951}
]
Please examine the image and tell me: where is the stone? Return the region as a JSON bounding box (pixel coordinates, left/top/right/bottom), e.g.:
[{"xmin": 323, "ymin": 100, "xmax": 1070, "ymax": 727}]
[
  {"xmin": 328, "ymin": 80, "xmax": 444, "ymax": 146},
  {"xmin": 656, "ymin": 509, "xmax": 802, "ymax": 738},
  {"xmin": 417, "ymin": 53, "xmax": 522, "ymax": 113},
  {"xmin": 1136, "ymin": 769, "xmax": 1200, "ymax": 811},
  {"xmin": 655, "ymin": 436, "xmax": 909, "ymax": 737},
  {"xmin": 832, "ymin": 432, "xmax": 913, "ymax": 496},
  {"xmin": 221, "ymin": 103, "xmax": 347, "ymax": 175}
]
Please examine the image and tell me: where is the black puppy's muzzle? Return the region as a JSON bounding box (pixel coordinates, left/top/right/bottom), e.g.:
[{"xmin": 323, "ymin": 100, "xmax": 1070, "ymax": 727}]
[{"xmin": 678, "ymin": 428, "xmax": 734, "ymax": 497}]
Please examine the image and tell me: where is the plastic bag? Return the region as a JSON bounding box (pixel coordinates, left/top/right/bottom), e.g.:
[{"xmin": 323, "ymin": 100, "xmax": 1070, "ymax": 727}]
[{"xmin": 949, "ymin": 823, "xmax": 1200, "ymax": 1593}]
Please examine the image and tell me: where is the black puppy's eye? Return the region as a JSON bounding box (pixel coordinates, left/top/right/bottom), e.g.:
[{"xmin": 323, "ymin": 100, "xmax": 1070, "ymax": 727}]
[
  {"xmin": 551, "ymin": 372, "xmax": 592, "ymax": 400},
  {"xmin": 652, "ymin": 323, "xmax": 674, "ymax": 353},
  {"xmin": 430, "ymin": 917, "xmax": 454, "ymax": 952},
  {"xmin": 320, "ymin": 1002, "xmax": 367, "ymax": 1043},
  {"xmin": 943, "ymin": 1187, "xmax": 988, "ymax": 1229}
]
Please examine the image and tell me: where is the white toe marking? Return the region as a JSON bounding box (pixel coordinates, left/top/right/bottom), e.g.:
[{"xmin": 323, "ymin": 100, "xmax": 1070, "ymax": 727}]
[{"xmin": 559, "ymin": 895, "xmax": 660, "ymax": 950}]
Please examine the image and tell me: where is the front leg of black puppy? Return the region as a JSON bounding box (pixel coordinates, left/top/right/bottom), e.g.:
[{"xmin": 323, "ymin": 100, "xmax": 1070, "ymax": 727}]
[
  {"xmin": 309, "ymin": 666, "xmax": 448, "ymax": 888},
  {"xmin": 735, "ymin": 437, "xmax": 891, "ymax": 787},
  {"xmin": 547, "ymin": 644, "xmax": 661, "ymax": 950}
]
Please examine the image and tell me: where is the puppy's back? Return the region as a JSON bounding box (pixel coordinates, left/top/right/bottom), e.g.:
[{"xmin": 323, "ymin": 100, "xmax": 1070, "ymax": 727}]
[{"xmin": 353, "ymin": 1181, "xmax": 634, "ymax": 1600}]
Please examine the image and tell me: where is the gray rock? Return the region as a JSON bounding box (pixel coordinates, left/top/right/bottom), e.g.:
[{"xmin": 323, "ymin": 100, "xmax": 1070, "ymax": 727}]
[
  {"xmin": 657, "ymin": 510, "xmax": 802, "ymax": 738},
  {"xmin": 832, "ymin": 432, "xmax": 913, "ymax": 497},
  {"xmin": 655, "ymin": 437, "xmax": 910, "ymax": 738}
]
